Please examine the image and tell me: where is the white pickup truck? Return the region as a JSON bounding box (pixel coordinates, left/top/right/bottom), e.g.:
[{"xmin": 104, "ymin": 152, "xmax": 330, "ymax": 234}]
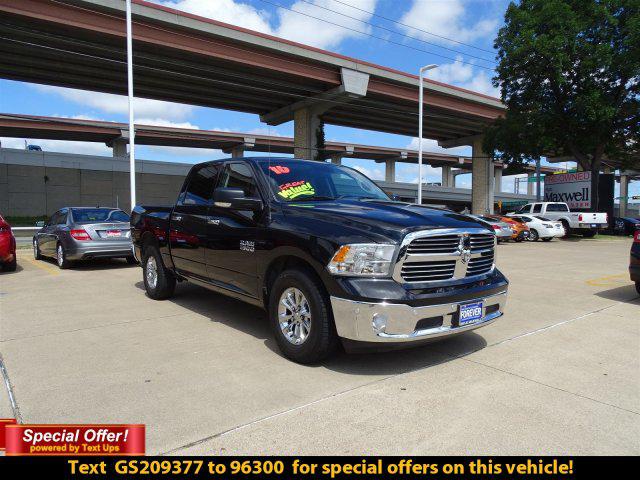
[{"xmin": 511, "ymin": 202, "xmax": 608, "ymax": 237}]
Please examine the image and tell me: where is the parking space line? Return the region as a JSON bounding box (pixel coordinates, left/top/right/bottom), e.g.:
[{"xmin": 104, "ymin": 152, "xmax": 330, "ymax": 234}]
[
  {"xmin": 24, "ymin": 257, "xmax": 60, "ymax": 276},
  {"xmin": 585, "ymin": 273, "xmax": 629, "ymax": 286},
  {"xmin": 0, "ymin": 353, "xmax": 23, "ymax": 424}
]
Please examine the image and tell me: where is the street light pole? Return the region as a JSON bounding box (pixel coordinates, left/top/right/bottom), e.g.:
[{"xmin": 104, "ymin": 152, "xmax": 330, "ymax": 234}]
[
  {"xmin": 126, "ymin": 0, "xmax": 136, "ymax": 210},
  {"xmin": 417, "ymin": 64, "xmax": 438, "ymax": 205}
]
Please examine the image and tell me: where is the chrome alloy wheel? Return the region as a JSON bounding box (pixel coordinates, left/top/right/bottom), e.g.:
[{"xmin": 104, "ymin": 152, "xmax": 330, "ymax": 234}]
[
  {"xmin": 146, "ymin": 256, "xmax": 158, "ymax": 289},
  {"xmin": 33, "ymin": 239, "xmax": 39, "ymax": 259},
  {"xmin": 278, "ymin": 287, "xmax": 311, "ymax": 345},
  {"xmin": 57, "ymin": 244, "xmax": 64, "ymax": 266}
]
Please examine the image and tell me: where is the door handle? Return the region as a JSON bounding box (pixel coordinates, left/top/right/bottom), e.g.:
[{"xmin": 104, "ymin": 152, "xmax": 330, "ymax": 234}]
[
  {"xmin": 207, "ymin": 218, "xmax": 220, "ymax": 225},
  {"xmin": 173, "ymin": 215, "xmax": 183, "ymax": 222}
]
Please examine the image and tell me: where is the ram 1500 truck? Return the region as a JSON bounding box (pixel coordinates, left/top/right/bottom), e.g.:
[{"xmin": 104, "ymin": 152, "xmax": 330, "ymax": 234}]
[
  {"xmin": 130, "ymin": 158, "xmax": 509, "ymax": 363},
  {"xmin": 511, "ymin": 202, "xmax": 608, "ymax": 237}
]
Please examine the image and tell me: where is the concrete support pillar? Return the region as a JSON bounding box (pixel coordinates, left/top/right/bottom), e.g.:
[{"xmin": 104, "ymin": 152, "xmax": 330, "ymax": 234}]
[
  {"xmin": 620, "ymin": 174, "xmax": 629, "ymax": 217},
  {"xmin": 494, "ymin": 167, "xmax": 502, "ymax": 193},
  {"xmin": 441, "ymin": 165, "xmax": 453, "ymax": 188},
  {"xmin": 293, "ymin": 107, "xmax": 321, "ymax": 159},
  {"xmin": 230, "ymin": 145, "xmax": 245, "ymax": 158},
  {"xmin": 471, "ymin": 137, "xmax": 494, "ymax": 214},
  {"xmin": 112, "ymin": 138, "xmax": 127, "ymax": 157},
  {"xmin": 330, "ymin": 154, "xmax": 341, "ymax": 165},
  {"xmin": 527, "ymin": 173, "xmax": 535, "ymax": 195},
  {"xmin": 385, "ymin": 159, "xmax": 396, "ymax": 183}
]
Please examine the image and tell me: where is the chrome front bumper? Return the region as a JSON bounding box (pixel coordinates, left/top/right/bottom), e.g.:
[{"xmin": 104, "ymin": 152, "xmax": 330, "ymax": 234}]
[{"xmin": 330, "ymin": 290, "xmax": 507, "ymax": 343}]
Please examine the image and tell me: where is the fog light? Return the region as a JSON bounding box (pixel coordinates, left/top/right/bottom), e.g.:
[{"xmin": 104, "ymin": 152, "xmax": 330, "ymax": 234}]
[{"xmin": 372, "ymin": 313, "xmax": 388, "ymax": 334}]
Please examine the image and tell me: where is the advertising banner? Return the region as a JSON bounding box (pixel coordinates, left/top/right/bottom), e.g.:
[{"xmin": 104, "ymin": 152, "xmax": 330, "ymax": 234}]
[{"xmin": 544, "ymin": 172, "xmax": 592, "ymax": 209}]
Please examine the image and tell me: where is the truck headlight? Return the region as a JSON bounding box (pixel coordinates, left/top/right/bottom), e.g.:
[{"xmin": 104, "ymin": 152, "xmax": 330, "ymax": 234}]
[{"xmin": 327, "ymin": 244, "xmax": 396, "ymax": 277}]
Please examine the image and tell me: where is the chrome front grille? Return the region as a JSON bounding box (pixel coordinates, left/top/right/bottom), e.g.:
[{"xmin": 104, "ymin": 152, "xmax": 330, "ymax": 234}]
[
  {"xmin": 406, "ymin": 235, "xmax": 460, "ymax": 255},
  {"xmin": 400, "ymin": 260, "xmax": 457, "ymax": 282},
  {"xmin": 469, "ymin": 234, "xmax": 495, "ymax": 252},
  {"xmin": 466, "ymin": 252, "xmax": 495, "ymax": 276},
  {"xmin": 394, "ymin": 229, "xmax": 496, "ymax": 284}
]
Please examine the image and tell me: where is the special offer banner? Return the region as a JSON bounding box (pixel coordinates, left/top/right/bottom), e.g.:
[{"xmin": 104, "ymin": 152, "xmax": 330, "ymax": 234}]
[{"xmin": 4, "ymin": 424, "xmax": 145, "ymax": 456}]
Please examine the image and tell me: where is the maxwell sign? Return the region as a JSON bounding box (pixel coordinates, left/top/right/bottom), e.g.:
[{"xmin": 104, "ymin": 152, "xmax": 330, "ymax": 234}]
[{"xmin": 544, "ymin": 172, "xmax": 592, "ymax": 209}]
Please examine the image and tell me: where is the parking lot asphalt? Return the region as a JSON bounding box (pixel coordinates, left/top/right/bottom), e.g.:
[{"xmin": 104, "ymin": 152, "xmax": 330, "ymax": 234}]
[{"xmin": 0, "ymin": 238, "xmax": 638, "ymax": 455}]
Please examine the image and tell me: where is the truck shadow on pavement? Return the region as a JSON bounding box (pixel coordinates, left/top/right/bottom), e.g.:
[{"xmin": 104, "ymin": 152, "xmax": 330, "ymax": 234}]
[
  {"xmin": 134, "ymin": 281, "xmax": 488, "ymax": 376},
  {"xmin": 594, "ymin": 284, "xmax": 640, "ymax": 304}
]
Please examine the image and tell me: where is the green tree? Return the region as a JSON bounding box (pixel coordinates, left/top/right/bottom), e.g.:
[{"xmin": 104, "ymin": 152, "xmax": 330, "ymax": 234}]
[{"xmin": 485, "ymin": 0, "xmax": 639, "ymax": 210}]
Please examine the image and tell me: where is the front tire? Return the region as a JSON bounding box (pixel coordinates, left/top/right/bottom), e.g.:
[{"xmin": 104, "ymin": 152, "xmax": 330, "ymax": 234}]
[
  {"xmin": 33, "ymin": 239, "xmax": 42, "ymax": 260},
  {"xmin": 269, "ymin": 269, "xmax": 337, "ymax": 364},
  {"xmin": 56, "ymin": 243, "xmax": 71, "ymax": 269},
  {"xmin": 142, "ymin": 245, "xmax": 175, "ymax": 300}
]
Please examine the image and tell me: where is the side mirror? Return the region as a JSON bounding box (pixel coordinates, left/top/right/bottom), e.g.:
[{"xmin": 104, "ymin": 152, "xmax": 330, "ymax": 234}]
[
  {"xmin": 35, "ymin": 220, "xmax": 45, "ymax": 228},
  {"xmin": 213, "ymin": 187, "xmax": 263, "ymax": 212}
]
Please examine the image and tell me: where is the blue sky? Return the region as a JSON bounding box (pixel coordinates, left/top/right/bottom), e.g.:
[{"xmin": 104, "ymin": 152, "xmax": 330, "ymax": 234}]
[{"xmin": 0, "ymin": 0, "xmax": 636, "ymax": 199}]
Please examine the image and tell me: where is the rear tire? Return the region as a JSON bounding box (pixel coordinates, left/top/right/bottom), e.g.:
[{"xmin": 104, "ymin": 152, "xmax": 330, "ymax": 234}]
[
  {"xmin": 582, "ymin": 230, "xmax": 597, "ymax": 238},
  {"xmin": 528, "ymin": 229, "xmax": 539, "ymax": 241},
  {"xmin": 636, "ymin": 282, "xmax": 640, "ymax": 295},
  {"xmin": 269, "ymin": 269, "xmax": 338, "ymax": 364},
  {"xmin": 561, "ymin": 220, "xmax": 571, "ymax": 237},
  {"xmin": 126, "ymin": 256, "xmax": 138, "ymax": 265},
  {"xmin": 142, "ymin": 245, "xmax": 175, "ymax": 300},
  {"xmin": 56, "ymin": 243, "xmax": 71, "ymax": 269},
  {"xmin": 2, "ymin": 256, "xmax": 16, "ymax": 272}
]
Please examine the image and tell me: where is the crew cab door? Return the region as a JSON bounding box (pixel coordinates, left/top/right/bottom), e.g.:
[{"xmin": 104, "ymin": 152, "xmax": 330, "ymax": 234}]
[
  {"xmin": 204, "ymin": 161, "xmax": 263, "ymax": 298},
  {"xmin": 169, "ymin": 164, "xmax": 220, "ymax": 280}
]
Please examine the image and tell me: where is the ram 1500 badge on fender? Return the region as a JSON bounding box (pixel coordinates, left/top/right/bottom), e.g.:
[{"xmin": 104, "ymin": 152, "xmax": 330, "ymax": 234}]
[{"xmin": 130, "ymin": 158, "xmax": 509, "ymax": 363}]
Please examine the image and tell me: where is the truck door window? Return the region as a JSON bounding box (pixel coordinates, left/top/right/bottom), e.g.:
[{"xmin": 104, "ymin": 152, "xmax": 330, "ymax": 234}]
[
  {"xmin": 218, "ymin": 163, "xmax": 259, "ymax": 198},
  {"xmin": 179, "ymin": 165, "xmax": 219, "ymax": 206},
  {"xmin": 532, "ymin": 204, "xmax": 542, "ymax": 213},
  {"xmin": 516, "ymin": 204, "xmax": 531, "ymax": 213},
  {"xmin": 547, "ymin": 203, "xmax": 568, "ymax": 212}
]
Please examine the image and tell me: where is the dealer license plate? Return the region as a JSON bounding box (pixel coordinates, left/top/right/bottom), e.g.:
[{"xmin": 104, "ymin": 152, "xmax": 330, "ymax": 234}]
[{"xmin": 459, "ymin": 301, "xmax": 484, "ymax": 326}]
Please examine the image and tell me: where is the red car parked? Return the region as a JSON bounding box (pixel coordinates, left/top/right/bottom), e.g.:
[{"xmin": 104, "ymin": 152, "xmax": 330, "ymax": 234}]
[{"xmin": 0, "ymin": 215, "xmax": 17, "ymax": 272}]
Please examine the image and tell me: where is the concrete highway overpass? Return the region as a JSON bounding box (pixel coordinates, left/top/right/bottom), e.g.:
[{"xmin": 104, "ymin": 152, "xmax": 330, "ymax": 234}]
[
  {"xmin": 0, "ymin": 0, "xmax": 507, "ymax": 213},
  {"xmin": 0, "ymin": 147, "xmax": 536, "ymax": 217},
  {"xmin": 0, "ymin": 113, "xmax": 561, "ymax": 190}
]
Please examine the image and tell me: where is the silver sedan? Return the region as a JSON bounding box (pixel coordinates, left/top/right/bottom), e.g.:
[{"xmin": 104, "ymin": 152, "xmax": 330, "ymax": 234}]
[
  {"xmin": 33, "ymin": 207, "xmax": 135, "ymax": 269},
  {"xmin": 468, "ymin": 215, "xmax": 515, "ymax": 242}
]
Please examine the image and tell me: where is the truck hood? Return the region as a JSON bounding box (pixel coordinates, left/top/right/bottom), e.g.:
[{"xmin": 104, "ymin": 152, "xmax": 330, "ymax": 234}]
[{"xmin": 282, "ymin": 199, "xmax": 491, "ymax": 243}]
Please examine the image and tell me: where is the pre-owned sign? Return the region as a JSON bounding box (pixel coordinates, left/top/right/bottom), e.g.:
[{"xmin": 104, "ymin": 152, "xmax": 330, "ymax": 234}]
[{"xmin": 544, "ymin": 172, "xmax": 592, "ymax": 209}]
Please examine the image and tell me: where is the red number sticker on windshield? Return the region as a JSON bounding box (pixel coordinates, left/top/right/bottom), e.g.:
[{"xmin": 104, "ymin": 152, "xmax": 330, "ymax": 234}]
[{"xmin": 269, "ymin": 166, "xmax": 290, "ymax": 174}]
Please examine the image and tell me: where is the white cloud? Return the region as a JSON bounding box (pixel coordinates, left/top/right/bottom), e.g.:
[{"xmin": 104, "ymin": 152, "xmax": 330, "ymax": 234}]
[
  {"xmin": 425, "ymin": 56, "xmax": 499, "ymax": 97},
  {"xmin": 152, "ymin": 0, "xmax": 378, "ymax": 50},
  {"xmin": 275, "ymin": 0, "xmax": 378, "ymax": 50},
  {"xmin": 155, "ymin": 0, "xmax": 273, "ymax": 33},
  {"xmin": 136, "ymin": 118, "xmax": 200, "ymax": 129},
  {"xmin": 406, "ymin": 137, "xmax": 471, "ymax": 157},
  {"xmin": 32, "ymin": 85, "xmax": 195, "ymax": 121},
  {"xmin": 398, "ymin": 0, "xmax": 498, "ymax": 46}
]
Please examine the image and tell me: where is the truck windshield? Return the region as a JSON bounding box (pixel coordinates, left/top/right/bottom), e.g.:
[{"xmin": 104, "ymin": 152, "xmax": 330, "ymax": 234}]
[{"xmin": 258, "ymin": 161, "xmax": 390, "ymax": 202}]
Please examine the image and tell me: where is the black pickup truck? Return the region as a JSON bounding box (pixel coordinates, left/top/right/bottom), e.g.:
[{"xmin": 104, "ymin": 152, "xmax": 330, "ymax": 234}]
[{"xmin": 131, "ymin": 158, "xmax": 509, "ymax": 363}]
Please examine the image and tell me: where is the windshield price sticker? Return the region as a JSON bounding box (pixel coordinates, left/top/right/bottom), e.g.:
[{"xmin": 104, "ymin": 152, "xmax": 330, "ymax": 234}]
[
  {"xmin": 278, "ymin": 181, "xmax": 315, "ymax": 199},
  {"xmin": 269, "ymin": 165, "xmax": 290, "ymax": 174}
]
